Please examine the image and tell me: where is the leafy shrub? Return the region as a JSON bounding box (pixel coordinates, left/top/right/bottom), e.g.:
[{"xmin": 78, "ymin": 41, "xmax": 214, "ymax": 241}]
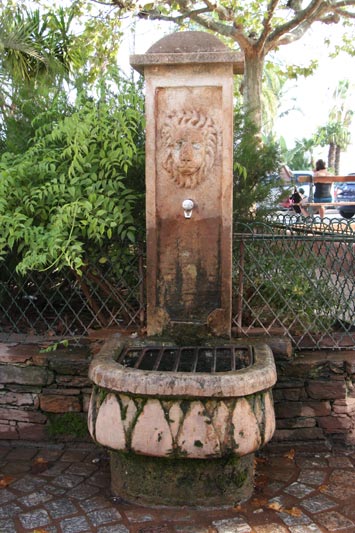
[
  {"xmin": 0, "ymin": 76, "xmax": 145, "ymax": 275},
  {"xmin": 233, "ymin": 109, "xmax": 282, "ymax": 222}
]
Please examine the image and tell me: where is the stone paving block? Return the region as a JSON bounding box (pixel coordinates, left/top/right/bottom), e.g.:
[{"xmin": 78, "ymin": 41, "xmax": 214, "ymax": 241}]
[
  {"xmin": 87, "ymin": 507, "xmax": 122, "ymax": 526},
  {"xmin": 45, "ymin": 483, "xmax": 67, "ymax": 496},
  {"xmin": 51, "ymin": 473, "xmax": 84, "ymax": 489},
  {"xmin": 97, "ymin": 526, "xmax": 129, "ymax": 533},
  {"xmin": 35, "ymin": 447, "xmax": 64, "ymax": 461},
  {"xmin": 67, "ymin": 481, "xmax": 101, "ymax": 500},
  {"xmin": 328, "ymin": 455, "xmax": 354, "ymax": 468},
  {"xmin": 60, "ymin": 515, "xmax": 91, "ymax": 533},
  {"xmin": 2, "ymin": 460, "xmax": 31, "ymax": 474},
  {"xmin": 65, "ymin": 462, "xmax": 97, "ymax": 476},
  {"xmin": 212, "ymin": 517, "xmax": 252, "ymax": 533},
  {"xmin": 316, "ymin": 510, "xmax": 355, "ymax": 531},
  {"xmin": 341, "ymin": 502, "xmax": 355, "ymax": 520},
  {"xmin": 253, "ymin": 525, "xmax": 288, "ymax": 533},
  {"xmin": 288, "ymin": 525, "xmax": 324, "ymax": 532},
  {"xmin": 45, "ymin": 497, "xmax": 79, "ymax": 518},
  {"xmin": 0, "ymin": 502, "xmax": 22, "ymax": 519},
  {"xmin": 300, "ymin": 493, "xmax": 337, "ymax": 514},
  {"xmin": 18, "ymin": 508, "xmax": 51, "ymax": 529},
  {"xmin": 295, "ymin": 456, "xmax": 329, "ymax": 469},
  {"xmin": 297, "ymin": 469, "xmax": 327, "ymax": 486},
  {"xmin": 174, "ymin": 526, "xmax": 214, "ymax": 533},
  {"xmin": 262, "ymin": 480, "xmax": 285, "ymax": 495},
  {"xmin": 39, "ymin": 461, "xmax": 69, "ymax": 476},
  {"xmin": 321, "ymin": 482, "xmax": 355, "ymax": 501},
  {"xmin": 284, "ymin": 482, "xmax": 315, "ymax": 498},
  {"xmin": 0, "ymin": 487, "xmax": 16, "ymax": 504},
  {"xmin": 0, "ymin": 519, "xmax": 17, "ymax": 533},
  {"xmin": 19, "ymin": 488, "xmax": 53, "ymax": 507},
  {"xmin": 60, "ymin": 450, "xmax": 89, "ymax": 462},
  {"xmin": 78, "ymin": 495, "xmax": 112, "ymax": 513},
  {"xmin": 10, "ymin": 474, "xmax": 45, "ymax": 492},
  {"xmin": 328, "ymin": 468, "xmax": 355, "ymax": 486},
  {"xmin": 5, "ymin": 447, "xmax": 38, "ymax": 461},
  {"xmin": 279, "ymin": 510, "xmax": 312, "ymax": 527}
]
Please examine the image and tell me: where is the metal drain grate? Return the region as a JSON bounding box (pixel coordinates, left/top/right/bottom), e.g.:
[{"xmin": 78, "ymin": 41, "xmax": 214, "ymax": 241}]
[{"xmin": 117, "ymin": 345, "xmax": 253, "ymax": 373}]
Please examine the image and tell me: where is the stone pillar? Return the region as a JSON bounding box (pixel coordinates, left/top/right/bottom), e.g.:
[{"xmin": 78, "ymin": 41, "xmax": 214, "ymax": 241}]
[{"xmin": 131, "ymin": 32, "xmax": 243, "ymax": 339}]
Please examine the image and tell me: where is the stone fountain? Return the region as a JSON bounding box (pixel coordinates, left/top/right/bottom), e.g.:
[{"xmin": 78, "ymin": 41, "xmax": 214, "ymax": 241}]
[{"xmin": 88, "ymin": 31, "xmax": 277, "ymax": 507}]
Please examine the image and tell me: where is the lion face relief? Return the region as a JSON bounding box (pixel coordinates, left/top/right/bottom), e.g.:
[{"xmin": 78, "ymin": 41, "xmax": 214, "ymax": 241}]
[{"xmin": 161, "ymin": 110, "xmax": 218, "ymax": 189}]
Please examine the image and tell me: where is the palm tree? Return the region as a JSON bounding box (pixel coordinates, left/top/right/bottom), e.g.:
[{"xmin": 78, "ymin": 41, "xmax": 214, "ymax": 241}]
[{"xmin": 314, "ymin": 80, "xmax": 354, "ymax": 174}]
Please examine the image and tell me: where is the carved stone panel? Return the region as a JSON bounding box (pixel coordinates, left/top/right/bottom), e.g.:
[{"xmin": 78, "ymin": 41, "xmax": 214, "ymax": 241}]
[{"xmin": 154, "ymin": 86, "xmax": 223, "ymax": 323}]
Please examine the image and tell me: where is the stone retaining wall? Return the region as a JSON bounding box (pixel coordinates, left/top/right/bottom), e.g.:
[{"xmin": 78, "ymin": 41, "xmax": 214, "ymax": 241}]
[
  {"xmin": 274, "ymin": 350, "xmax": 355, "ymax": 448},
  {"xmin": 1, "ymin": 341, "xmax": 355, "ymax": 447},
  {"xmin": 0, "ymin": 343, "xmax": 91, "ymax": 440}
]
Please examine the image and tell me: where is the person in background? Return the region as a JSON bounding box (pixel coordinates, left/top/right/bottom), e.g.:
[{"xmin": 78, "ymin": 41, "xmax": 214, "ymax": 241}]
[
  {"xmin": 313, "ymin": 159, "xmax": 333, "ymax": 219},
  {"xmin": 290, "ymin": 186, "xmax": 308, "ymax": 217}
]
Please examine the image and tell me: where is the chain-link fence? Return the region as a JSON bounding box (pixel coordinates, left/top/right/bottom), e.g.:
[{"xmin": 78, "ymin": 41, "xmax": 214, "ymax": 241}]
[
  {"xmin": 233, "ymin": 215, "xmax": 355, "ymax": 349},
  {"xmin": 0, "ymin": 241, "xmax": 145, "ymax": 344},
  {"xmin": 1, "ymin": 216, "xmax": 355, "ymax": 350}
]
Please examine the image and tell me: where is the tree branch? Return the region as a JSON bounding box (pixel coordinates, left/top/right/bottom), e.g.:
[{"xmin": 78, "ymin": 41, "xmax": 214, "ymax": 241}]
[
  {"xmin": 265, "ymin": 0, "xmax": 324, "ymax": 52},
  {"xmin": 258, "ymin": 0, "xmax": 280, "ymax": 51}
]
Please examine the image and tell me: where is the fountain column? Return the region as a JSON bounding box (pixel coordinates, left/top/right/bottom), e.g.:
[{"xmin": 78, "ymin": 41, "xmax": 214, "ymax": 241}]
[{"xmin": 131, "ymin": 31, "xmax": 244, "ymax": 339}]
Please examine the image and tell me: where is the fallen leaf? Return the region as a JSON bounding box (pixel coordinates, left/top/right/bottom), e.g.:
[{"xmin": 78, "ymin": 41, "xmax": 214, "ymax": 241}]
[
  {"xmin": 251, "ymin": 497, "xmax": 268, "ymax": 507},
  {"xmin": 0, "ymin": 476, "xmax": 15, "ymax": 488},
  {"xmin": 319, "ymin": 484, "xmax": 329, "ymax": 492},
  {"xmin": 284, "ymin": 506, "xmax": 302, "ymax": 517},
  {"xmin": 267, "ymin": 501, "xmax": 283, "ymax": 512},
  {"xmin": 34, "ymin": 457, "xmax": 48, "ymax": 464},
  {"xmin": 284, "ymin": 448, "xmax": 295, "ymax": 461},
  {"xmin": 31, "ymin": 458, "xmax": 50, "ymax": 474},
  {"xmin": 234, "ymin": 504, "xmax": 243, "ymax": 512}
]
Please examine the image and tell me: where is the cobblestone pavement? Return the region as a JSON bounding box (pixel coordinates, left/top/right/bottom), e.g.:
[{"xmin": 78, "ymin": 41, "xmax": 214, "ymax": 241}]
[{"xmin": 1, "ymin": 441, "xmax": 355, "ymax": 533}]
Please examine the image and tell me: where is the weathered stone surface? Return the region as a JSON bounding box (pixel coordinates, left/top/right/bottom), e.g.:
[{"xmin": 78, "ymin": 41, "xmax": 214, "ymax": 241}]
[
  {"xmin": 273, "ymin": 387, "xmax": 306, "ymax": 401},
  {"xmin": 0, "ymin": 343, "xmax": 38, "ymax": 363},
  {"xmin": 0, "ymin": 422, "xmax": 18, "ymax": 439},
  {"xmin": 306, "ymin": 380, "xmax": 346, "ymax": 400},
  {"xmin": 17, "ymin": 422, "xmax": 47, "ymax": 440},
  {"xmin": 232, "ymin": 397, "xmax": 261, "ymax": 455},
  {"xmin": 132, "ymin": 399, "xmax": 174, "ymax": 456},
  {"xmin": 333, "ymin": 398, "xmax": 355, "ymax": 414},
  {"xmin": 274, "ymin": 427, "xmax": 326, "ymax": 441},
  {"xmin": 275, "ymin": 401, "xmax": 331, "ymax": 418},
  {"xmin": 48, "ymin": 350, "xmax": 90, "ymax": 376},
  {"xmin": 95, "ymin": 393, "xmax": 126, "ymax": 451},
  {"xmin": 0, "ymin": 407, "xmax": 46, "ymax": 424},
  {"xmin": 0, "ymin": 365, "xmax": 54, "ymax": 386},
  {"xmin": 39, "ymin": 395, "xmax": 81, "ymax": 413},
  {"xmin": 317, "ymin": 415, "xmax": 353, "ymax": 433},
  {"xmin": 56, "ymin": 375, "xmax": 92, "ymax": 387},
  {"xmin": 0, "ymin": 392, "xmax": 36, "ymax": 406},
  {"xmin": 177, "ymin": 401, "xmax": 221, "ymax": 458},
  {"xmin": 277, "ymin": 417, "xmax": 316, "ymax": 429}
]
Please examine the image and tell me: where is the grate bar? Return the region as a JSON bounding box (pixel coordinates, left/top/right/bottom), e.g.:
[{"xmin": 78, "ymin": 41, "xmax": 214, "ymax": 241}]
[{"xmin": 119, "ymin": 345, "xmax": 253, "ymax": 373}]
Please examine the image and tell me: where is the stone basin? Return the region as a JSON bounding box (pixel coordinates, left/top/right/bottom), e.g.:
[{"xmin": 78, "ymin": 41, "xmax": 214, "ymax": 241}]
[{"xmin": 88, "ymin": 335, "xmax": 277, "ymax": 506}]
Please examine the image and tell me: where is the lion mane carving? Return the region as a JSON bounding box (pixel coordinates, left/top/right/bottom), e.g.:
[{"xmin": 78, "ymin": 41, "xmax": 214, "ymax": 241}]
[{"xmin": 161, "ymin": 109, "xmax": 219, "ymax": 188}]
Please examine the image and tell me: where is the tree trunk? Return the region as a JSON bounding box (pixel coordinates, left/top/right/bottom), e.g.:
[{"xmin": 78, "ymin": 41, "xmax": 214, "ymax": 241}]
[
  {"xmin": 328, "ymin": 142, "xmax": 336, "ymax": 170},
  {"xmin": 243, "ymin": 50, "xmax": 264, "ymax": 133},
  {"xmin": 335, "ymin": 145, "xmax": 341, "ymax": 175}
]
